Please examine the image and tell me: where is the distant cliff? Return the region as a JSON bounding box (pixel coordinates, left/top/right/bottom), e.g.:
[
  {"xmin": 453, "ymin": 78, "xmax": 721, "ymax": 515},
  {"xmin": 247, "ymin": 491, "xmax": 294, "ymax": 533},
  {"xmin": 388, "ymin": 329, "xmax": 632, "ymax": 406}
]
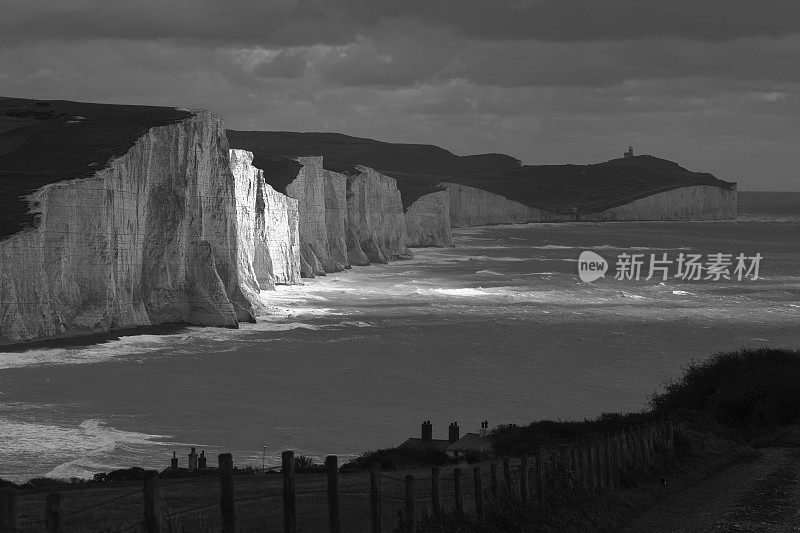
[
  {"xmin": 279, "ymin": 157, "xmax": 414, "ymax": 277},
  {"xmin": 441, "ymin": 182, "xmax": 737, "ymax": 226},
  {"xmin": 405, "ymin": 190, "xmax": 453, "ymax": 247},
  {"xmin": 0, "ymin": 108, "xmax": 253, "ymax": 343},
  {"xmin": 347, "ymin": 166, "xmax": 412, "ymax": 263},
  {"xmin": 230, "ymin": 149, "xmax": 300, "ymax": 292},
  {"xmin": 228, "ymin": 131, "xmax": 738, "ymax": 226}
]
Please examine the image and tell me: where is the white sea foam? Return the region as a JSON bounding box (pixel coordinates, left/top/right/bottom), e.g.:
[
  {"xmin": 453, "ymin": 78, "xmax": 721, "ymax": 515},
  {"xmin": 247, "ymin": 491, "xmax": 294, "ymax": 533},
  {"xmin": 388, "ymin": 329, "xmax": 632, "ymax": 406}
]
[
  {"xmin": 475, "ymin": 270, "xmax": 504, "ymax": 276},
  {"xmin": 0, "ymin": 417, "xmax": 172, "ymax": 481}
]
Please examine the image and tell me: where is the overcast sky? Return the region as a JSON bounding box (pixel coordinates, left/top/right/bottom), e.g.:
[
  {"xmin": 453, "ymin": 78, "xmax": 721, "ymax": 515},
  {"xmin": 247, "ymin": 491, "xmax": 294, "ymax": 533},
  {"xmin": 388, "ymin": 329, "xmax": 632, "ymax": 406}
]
[{"xmin": 1, "ymin": 0, "xmax": 798, "ymax": 190}]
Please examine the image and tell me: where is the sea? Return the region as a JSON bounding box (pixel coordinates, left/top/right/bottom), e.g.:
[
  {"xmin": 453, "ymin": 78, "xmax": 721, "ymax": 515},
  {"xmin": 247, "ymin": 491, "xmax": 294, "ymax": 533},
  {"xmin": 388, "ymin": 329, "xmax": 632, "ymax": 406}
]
[{"xmin": 1, "ymin": 192, "xmax": 798, "ymax": 482}]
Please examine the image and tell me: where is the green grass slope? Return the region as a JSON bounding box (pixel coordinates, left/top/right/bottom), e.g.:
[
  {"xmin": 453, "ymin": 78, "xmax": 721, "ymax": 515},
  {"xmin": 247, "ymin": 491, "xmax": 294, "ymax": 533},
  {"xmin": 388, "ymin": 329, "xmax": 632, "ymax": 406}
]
[{"xmin": 0, "ymin": 97, "xmax": 192, "ymax": 239}]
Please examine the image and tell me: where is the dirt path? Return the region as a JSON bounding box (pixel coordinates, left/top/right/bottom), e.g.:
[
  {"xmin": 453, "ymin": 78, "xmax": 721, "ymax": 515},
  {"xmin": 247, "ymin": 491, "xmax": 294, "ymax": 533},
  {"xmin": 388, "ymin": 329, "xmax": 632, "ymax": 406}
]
[{"xmin": 624, "ymin": 447, "xmax": 800, "ymax": 532}]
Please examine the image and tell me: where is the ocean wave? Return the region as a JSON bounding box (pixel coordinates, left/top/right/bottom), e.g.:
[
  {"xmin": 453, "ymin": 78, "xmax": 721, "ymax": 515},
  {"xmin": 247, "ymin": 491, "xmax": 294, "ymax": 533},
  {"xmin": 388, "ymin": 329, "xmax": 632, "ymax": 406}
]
[{"xmin": 475, "ymin": 270, "xmax": 505, "ymax": 276}]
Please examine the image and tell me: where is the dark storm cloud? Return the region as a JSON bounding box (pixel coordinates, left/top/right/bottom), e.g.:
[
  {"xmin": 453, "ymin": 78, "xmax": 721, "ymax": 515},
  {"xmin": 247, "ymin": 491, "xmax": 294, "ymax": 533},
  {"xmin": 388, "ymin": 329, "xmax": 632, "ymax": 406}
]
[
  {"xmin": 1, "ymin": 1, "xmax": 798, "ymax": 191},
  {"xmin": 3, "ymin": 0, "xmax": 800, "ymax": 46}
]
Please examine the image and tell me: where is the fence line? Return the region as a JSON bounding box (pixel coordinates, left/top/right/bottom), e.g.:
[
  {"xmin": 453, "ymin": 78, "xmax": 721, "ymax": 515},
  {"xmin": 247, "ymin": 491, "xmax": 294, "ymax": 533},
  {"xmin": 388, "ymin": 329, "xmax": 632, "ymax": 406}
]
[{"xmin": 0, "ymin": 419, "xmax": 676, "ymax": 532}]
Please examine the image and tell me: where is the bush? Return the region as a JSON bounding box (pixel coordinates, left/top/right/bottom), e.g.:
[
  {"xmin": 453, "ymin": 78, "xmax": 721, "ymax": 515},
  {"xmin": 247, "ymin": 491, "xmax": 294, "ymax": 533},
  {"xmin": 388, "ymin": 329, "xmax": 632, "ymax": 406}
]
[
  {"xmin": 294, "ymin": 455, "xmax": 325, "ymax": 473},
  {"xmin": 651, "ymin": 347, "xmax": 800, "ymax": 430},
  {"xmin": 342, "ymin": 447, "xmax": 451, "ymax": 471}
]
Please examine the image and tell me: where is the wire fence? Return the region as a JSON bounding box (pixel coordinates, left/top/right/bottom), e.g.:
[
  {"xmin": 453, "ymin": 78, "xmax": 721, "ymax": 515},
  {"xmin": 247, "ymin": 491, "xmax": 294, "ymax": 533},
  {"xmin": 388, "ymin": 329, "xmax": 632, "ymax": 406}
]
[{"xmin": 1, "ymin": 420, "xmax": 677, "ymax": 532}]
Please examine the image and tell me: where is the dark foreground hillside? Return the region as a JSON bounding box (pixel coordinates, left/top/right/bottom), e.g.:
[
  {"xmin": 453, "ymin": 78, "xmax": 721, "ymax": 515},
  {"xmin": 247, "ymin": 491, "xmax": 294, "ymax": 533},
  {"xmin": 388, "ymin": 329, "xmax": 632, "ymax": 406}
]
[
  {"xmin": 226, "ymin": 130, "xmax": 736, "ymax": 211},
  {"xmin": 5, "ymin": 348, "xmax": 796, "ymax": 532},
  {"xmin": 0, "ymin": 97, "xmax": 191, "ymax": 238}
]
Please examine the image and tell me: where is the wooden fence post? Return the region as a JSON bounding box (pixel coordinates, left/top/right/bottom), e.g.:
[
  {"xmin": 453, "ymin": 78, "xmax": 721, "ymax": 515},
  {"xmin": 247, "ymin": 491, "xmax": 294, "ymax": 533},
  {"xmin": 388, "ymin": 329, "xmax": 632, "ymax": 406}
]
[
  {"xmin": 474, "ymin": 467, "xmax": 485, "ymax": 523},
  {"xmin": 219, "ymin": 453, "xmax": 235, "ymax": 533},
  {"xmin": 454, "ymin": 467, "xmax": 464, "ymax": 516},
  {"xmin": 570, "ymin": 445, "xmax": 578, "ymax": 490},
  {"xmin": 640, "ymin": 428, "xmax": 650, "ymax": 467},
  {"xmin": 597, "ymin": 442, "xmax": 606, "ymax": 490},
  {"xmin": 561, "ymin": 446, "xmax": 571, "ymax": 492},
  {"xmin": 370, "ymin": 462, "xmax": 382, "ymax": 533},
  {"xmin": 0, "ymin": 488, "xmax": 16, "ymax": 533},
  {"xmin": 45, "ymin": 492, "xmax": 63, "ymax": 533},
  {"xmin": 503, "ymin": 458, "xmax": 511, "ymax": 493},
  {"xmin": 604, "ymin": 438, "xmax": 613, "ymax": 490},
  {"xmin": 519, "ymin": 456, "xmax": 529, "ymax": 502},
  {"xmin": 431, "ymin": 466, "xmax": 441, "ymax": 517},
  {"xmin": 577, "ymin": 444, "xmax": 586, "ymax": 490},
  {"xmin": 586, "ymin": 443, "xmax": 595, "ymax": 490},
  {"xmin": 667, "ymin": 420, "xmax": 675, "ymax": 450},
  {"xmin": 281, "ymin": 451, "xmax": 296, "ymax": 533},
  {"xmin": 534, "ymin": 450, "xmax": 544, "ymax": 507},
  {"xmin": 405, "ymin": 475, "xmax": 416, "ymax": 533},
  {"xmin": 490, "ymin": 463, "xmax": 499, "ymax": 499},
  {"xmin": 143, "ymin": 470, "xmax": 160, "ymax": 533},
  {"xmin": 326, "ymin": 456, "xmax": 341, "ymax": 533}
]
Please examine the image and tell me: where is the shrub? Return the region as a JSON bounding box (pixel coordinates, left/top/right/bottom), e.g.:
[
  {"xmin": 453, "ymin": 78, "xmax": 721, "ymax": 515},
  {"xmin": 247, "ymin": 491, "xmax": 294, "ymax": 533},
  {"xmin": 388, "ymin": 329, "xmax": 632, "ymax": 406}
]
[
  {"xmin": 342, "ymin": 447, "xmax": 450, "ymax": 471},
  {"xmin": 651, "ymin": 347, "xmax": 800, "ymax": 430}
]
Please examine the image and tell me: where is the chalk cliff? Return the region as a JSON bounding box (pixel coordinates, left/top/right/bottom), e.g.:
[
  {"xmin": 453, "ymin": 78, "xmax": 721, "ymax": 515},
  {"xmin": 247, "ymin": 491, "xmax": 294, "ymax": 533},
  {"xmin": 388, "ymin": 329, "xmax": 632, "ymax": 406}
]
[
  {"xmin": 283, "ymin": 157, "xmax": 348, "ymax": 277},
  {"xmin": 441, "ymin": 182, "xmax": 544, "ymax": 227},
  {"xmin": 230, "ymin": 149, "xmax": 301, "ymax": 293},
  {"xmin": 347, "ymin": 166, "xmax": 412, "ymax": 263},
  {"xmin": 280, "ymin": 158, "xmax": 412, "ymax": 277},
  {"xmin": 405, "ymin": 190, "xmax": 453, "ymax": 247},
  {"xmin": 0, "ymin": 111, "xmax": 254, "ymax": 344},
  {"xmin": 441, "ymin": 182, "xmax": 737, "ymax": 227},
  {"xmin": 579, "ymin": 185, "xmax": 738, "ymax": 221}
]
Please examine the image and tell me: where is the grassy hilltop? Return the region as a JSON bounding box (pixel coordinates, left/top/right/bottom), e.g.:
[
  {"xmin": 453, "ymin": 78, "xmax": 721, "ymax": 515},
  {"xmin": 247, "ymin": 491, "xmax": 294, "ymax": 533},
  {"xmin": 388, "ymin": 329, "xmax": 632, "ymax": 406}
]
[{"xmin": 227, "ymin": 130, "xmax": 736, "ymax": 211}]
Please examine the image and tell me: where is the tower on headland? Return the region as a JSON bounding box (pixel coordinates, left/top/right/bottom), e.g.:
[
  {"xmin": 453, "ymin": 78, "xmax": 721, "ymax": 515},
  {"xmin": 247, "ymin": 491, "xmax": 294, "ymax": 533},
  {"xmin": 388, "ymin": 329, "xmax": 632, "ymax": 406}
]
[{"xmin": 624, "ymin": 146, "xmax": 634, "ymax": 159}]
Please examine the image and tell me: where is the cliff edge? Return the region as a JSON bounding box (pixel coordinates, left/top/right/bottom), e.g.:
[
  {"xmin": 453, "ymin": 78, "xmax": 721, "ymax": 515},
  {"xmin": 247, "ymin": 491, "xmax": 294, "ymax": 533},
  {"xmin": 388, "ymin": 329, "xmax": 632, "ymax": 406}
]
[
  {"xmin": 227, "ymin": 131, "xmax": 738, "ymax": 227},
  {"xmin": 0, "ymin": 99, "xmax": 253, "ymax": 344}
]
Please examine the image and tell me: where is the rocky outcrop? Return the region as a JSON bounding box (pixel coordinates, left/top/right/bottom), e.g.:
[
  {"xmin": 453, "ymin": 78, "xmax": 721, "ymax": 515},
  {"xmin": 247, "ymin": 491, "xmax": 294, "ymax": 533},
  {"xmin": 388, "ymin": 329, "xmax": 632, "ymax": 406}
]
[
  {"xmin": 0, "ymin": 112, "xmax": 253, "ymax": 344},
  {"xmin": 347, "ymin": 166, "xmax": 412, "ymax": 263},
  {"xmin": 441, "ymin": 182, "xmax": 737, "ymax": 227},
  {"xmin": 579, "ymin": 185, "xmax": 738, "ymax": 221},
  {"xmin": 230, "ymin": 149, "xmax": 300, "ymax": 292},
  {"xmin": 405, "ymin": 190, "xmax": 453, "ymax": 247}
]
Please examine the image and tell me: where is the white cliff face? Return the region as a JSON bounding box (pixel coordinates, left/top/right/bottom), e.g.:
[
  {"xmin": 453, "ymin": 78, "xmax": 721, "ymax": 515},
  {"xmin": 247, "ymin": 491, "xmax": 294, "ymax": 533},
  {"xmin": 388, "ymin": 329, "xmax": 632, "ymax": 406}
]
[
  {"xmin": 441, "ymin": 181, "xmax": 737, "ymax": 227},
  {"xmin": 258, "ymin": 180, "xmax": 301, "ymax": 285},
  {"xmin": 441, "ymin": 182, "xmax": 544, "ymax": 227},
  {"xmin": 0, "ymin": 112, "xmax": 253, "ymax": 344},
  {"xmin": 347, "ymin": 166, "xmax": 412, "ymax": 263},
  {"xmin": 283, "ymin": 159, "xmax": 413, "ymax": 276},
  {"xmin": 405, "ymin": 190, "xmax": 453, "ymax": 247},
  {"xmin": 580, "ymin": 185, "xmax": 738, "ymax": 221},
  {"xmin": 229, "ymin": 149, "xmax": 301, "ymax": 294},
  {"xmin": 230, "ymin": 149, "xmax": 263, "ymax": 307},
  {"xmin": 285, "ymin": 157, "xmax": 348, "ymax": 277}
]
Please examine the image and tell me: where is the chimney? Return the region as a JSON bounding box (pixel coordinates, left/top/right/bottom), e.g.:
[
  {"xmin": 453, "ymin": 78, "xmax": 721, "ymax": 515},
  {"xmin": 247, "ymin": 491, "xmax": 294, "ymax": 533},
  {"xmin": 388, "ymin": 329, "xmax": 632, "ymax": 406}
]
[
  {"xmin": 421, "ymin": 420, "xmax": 432, "ymax": 441},
  {"xmin": 188, "ymin": 447, "xmax": 198, "ymax": 472},
  {"xmin": 448, "ymin": 422, "xmax": 460, "ymax": 444},
  {"xmin": 170, "ymin": 451, "xmax": 178, "ymax": 469},
  {"xmin": 479, "ymin": 420, "xmax": 489, "ymax": 438}
]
